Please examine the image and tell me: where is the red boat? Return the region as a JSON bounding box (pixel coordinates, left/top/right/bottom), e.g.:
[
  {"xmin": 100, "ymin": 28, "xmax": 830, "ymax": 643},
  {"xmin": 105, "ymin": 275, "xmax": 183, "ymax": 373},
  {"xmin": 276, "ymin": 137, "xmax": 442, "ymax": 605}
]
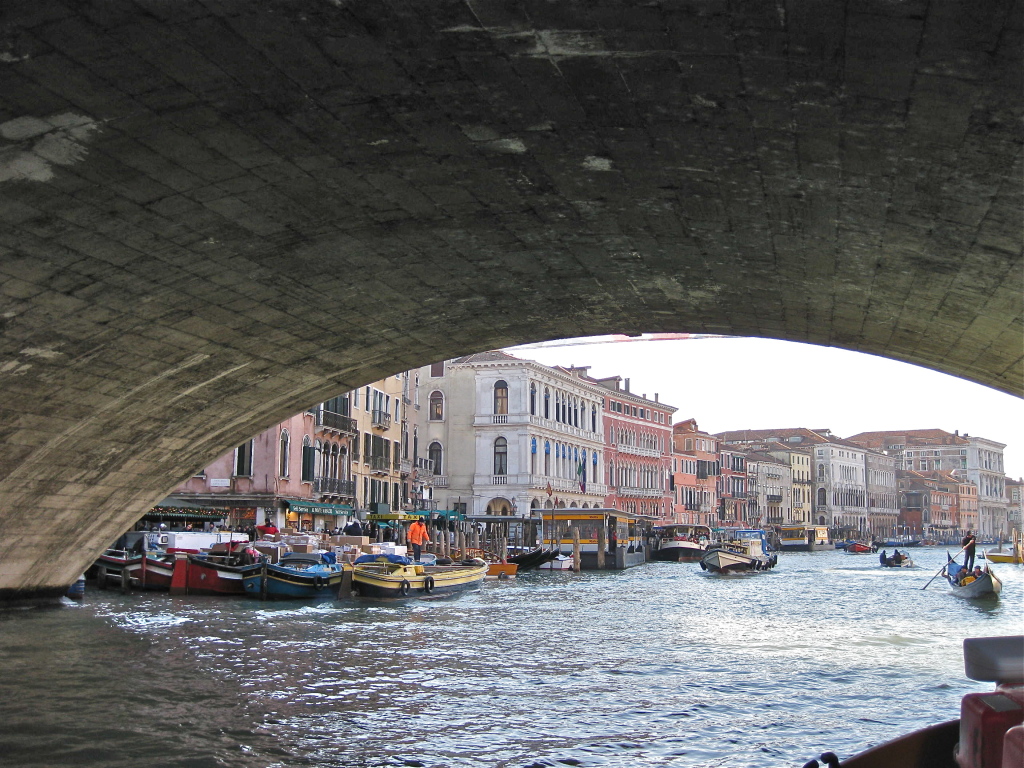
[
  {"xmin": 171, "ymin": 543, "xmax": 263, "ymax": 596},
  {"xmin": 846, "ymin": 541, "xmax": 876, "ymax": 554},
  {"xmin": 123, "ymin": 552, "xmax": 177, "ymax": 590}
]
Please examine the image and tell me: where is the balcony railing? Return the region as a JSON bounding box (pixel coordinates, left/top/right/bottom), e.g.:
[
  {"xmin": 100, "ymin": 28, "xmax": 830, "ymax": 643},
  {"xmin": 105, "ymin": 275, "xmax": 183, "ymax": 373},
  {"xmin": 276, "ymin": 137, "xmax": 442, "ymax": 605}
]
[
  {"xmin": 616, "ymin": 444, "xmax": 660, "ymax": 458},
  {"xmin": 491, "ymin": 475, "xmax": 508, "ymax": 485},
  {"xmin": 313, "ymin": 477, "xmax": 356, "ymax": 497},
  {"xmin": 371, "ymin": 409, "xmax": 391, "ymax": 430},
  {"xmin": 767, "ymin": 494, "xmax": 783, "ymax": 503},
  {"xmin": 314, "ymin": 410, "xmax": 357, "ymax": 435},
  {"xmin": 400, "ymin": 458, "xmax": 412, "ymax": 474},
  {"xmin": 433, "ymin": 475, "xmax": 449, "ymax": 487},
  {"xmin": 369, "ymin": 455, "xmax": 390, "ymax": 473},
  {"xmin": 492, "ymin": 414, "xmax": 508, "ymax": 424},
  {"xmin": 412, "ymin": 498, "xmax": 437, "ymax": 511},
  {"xmin": 415, "ymin": 457, "xmax": 434, "ymax": 474},
  {"xmin": 618, "ymin": 486, "xmax": 666, "ymax": 498}
]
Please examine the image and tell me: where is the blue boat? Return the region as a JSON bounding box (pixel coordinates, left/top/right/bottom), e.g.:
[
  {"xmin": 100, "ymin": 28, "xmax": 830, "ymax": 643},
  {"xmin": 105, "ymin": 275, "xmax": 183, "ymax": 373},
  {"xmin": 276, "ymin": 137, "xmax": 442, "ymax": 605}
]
[{"xmin": 242, "ymin": 552, "xmax": 346, "ymax": 599}]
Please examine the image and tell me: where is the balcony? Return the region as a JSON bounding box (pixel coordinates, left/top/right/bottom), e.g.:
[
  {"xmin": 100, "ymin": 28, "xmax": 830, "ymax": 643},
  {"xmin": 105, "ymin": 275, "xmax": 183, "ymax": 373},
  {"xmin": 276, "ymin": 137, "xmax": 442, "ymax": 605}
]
[
  {"xmin": 492, "ymin": 414, "xmax": 508, "ymax": 425},
  {"xmin": 619, "ymin": 486, "xmax": 667, "ymax": 498},
  {"xmin": 415, "ymin": 457, "xmax": 434, "ymax": 475},
  {"xmin": 371, "ymin": 409, "xmax": 391, "ymax": 430},
  {"xmin": 412, "ymin": 498, "xmax": 437, "ymax": 511},
  {"xmin": 491, "ymin": 475, "xmax": 508, "ymax": 485},
  {"xmin": 616, "ymin": 444, "xmax": 660, "ymax": 458},
  {"xmin": 314, "ymin": 410, "xmax": 357, "ymax": 435},
  {"xmin": 433, "ymin": 475, "xmax": 449, "ymax": 487},
  {"xmin": 369, "ymin": 455, "xmax": 390, "ymax": 474},
  {"xmin": 313, "ymin": 477, "xmax": 356, "ymax": 497},
  {"xmin": 400, "ymin": 458, "xmax": 412, "ymax": 474},
  {"xmin": 767, "ymin": 494, "xmax": 783, "ymax": 503}
]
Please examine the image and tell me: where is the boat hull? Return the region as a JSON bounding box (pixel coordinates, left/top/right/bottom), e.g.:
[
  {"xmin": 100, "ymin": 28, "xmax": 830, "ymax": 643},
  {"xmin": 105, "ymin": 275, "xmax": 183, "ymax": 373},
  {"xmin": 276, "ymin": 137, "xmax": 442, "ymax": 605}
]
[
  {"xmin": 778, "ymin": 541, "xmax": 833, "ymax": 552},
  {"xmin": 984, "ymin": 550, "xmax": 1020, "ymax": 564},
  {"xmin": 945, "ymin": 569, "xmax": 1002, "ymax": 598},
  {"xmin": 352, "ymin": 562, "xmax": 486, "ymax": 598},
  {"xmin": 242, "ymin": 563, "xmax": 346, "ymax": 599},
  {"xmin": 651, "ymin": 542, "xmax": 705, "ymax": 562},
  {"xmin": 485, "ymin": 563, "xmax": 517, "ymax": 579},
  {"xmin": 123, "ymin": 554, "xmax": 176, "ymax": 590},
  {"xmin": 181, "ymin": 556, "xmax": 258, "ymax": 595},
  {"xmin": 700, "ymin": 547, "xmax": 776, "ymax": 573}
]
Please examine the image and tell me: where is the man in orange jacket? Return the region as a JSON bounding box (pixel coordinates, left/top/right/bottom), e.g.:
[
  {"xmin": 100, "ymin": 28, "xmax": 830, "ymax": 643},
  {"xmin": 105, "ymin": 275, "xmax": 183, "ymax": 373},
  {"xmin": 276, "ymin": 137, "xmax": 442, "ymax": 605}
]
[{"xmin": 408, "ymin": 517, "xmax": 430, "ymax": 562}]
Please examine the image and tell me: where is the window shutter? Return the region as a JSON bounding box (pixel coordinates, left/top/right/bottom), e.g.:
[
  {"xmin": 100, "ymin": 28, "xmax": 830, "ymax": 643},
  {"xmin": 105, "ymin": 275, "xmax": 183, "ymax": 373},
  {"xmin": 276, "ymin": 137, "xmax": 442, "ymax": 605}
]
[{"xmin": 301, "ymin": 444, "xmax": 315, "ymax": 482}]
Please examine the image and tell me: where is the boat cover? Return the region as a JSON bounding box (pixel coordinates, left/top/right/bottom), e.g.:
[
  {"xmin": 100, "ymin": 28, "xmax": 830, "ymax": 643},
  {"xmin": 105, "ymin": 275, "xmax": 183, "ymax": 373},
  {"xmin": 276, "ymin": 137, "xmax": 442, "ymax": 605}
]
[{"xmin": 354, "ymin": 553, "xmax": 412, "ymax": 565}]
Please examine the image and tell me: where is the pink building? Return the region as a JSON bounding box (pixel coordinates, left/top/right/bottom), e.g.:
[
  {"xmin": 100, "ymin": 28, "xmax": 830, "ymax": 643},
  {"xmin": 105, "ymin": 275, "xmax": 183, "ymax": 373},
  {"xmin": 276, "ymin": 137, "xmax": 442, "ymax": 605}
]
[
  {"xmin": 671, "ymin": 419, "xmax": 719, "ymax": 526},
  {"xmin": 586, "ymin": 373, "xmax": 676, "ymax": 521},
  {"xmin": 168, "ymin": 395, "xmax": 357, "ymax": 531}
]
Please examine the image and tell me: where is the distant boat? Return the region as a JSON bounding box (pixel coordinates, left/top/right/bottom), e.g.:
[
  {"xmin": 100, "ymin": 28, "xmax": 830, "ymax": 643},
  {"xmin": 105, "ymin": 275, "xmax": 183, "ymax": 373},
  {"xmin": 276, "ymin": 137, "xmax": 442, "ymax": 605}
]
[
  {"xmin": 845, "ymin": 541, "xmax": 876, "ymax": 554},
  {"xmin": 778, "ymin": 525, "xmax": 832, "ymax": 552},
  {"xmin": 651, "ymin": 524, "xmax": 712, "ymax": 562},
  {"xmin": 537, "ymin": 553, "xmax": 574, "ymax": 570},
  {"xmin": 878, "ymin": 549, "xmax": 914, "ymax": 568},
  {"xmin": 700, "ymin": 529, "xmax": 777, "ymax": 573}
]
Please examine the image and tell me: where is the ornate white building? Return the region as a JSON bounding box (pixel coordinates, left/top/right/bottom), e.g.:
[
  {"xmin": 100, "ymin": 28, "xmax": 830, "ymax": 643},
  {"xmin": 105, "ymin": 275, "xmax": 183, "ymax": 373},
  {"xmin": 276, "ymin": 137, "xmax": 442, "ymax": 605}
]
[{"xmin": 412, "ymin": 351, "xmax": 609, "ymax": 517}]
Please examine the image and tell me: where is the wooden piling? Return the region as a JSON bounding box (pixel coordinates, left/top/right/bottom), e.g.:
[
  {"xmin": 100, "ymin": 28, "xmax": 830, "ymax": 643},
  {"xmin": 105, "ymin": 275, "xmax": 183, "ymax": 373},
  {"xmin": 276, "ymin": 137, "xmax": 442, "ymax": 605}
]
[
  {"xmin": 572, "ymin": 527, "xmax": 581, "ymax": 572},
  {"xmin": 597, "ymin": 526, "xmax": 607, "ymax": 570},
  {"xmin": 457, "ymin": 531, "xmax": 466, "ymax": 559}
]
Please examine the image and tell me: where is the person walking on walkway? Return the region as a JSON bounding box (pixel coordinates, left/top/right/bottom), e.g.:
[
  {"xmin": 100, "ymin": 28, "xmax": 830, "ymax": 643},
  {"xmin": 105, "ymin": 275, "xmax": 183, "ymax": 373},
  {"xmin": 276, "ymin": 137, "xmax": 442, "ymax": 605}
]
[
  {"xmin": 962, "ymin": 530, "xmax": 977, "ymax": 571},
  {"xmin": 408, "ymin": 517, "xmax": 430, "ymax": 562}
]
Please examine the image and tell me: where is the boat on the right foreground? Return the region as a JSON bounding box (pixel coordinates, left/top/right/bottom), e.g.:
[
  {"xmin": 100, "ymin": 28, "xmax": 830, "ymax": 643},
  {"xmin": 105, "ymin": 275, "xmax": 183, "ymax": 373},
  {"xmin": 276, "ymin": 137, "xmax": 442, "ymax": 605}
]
[
  {"xmin": 799, "ymin": 635, "xmax": 1023, "ymax": 768},
  {"xmin": 699, "ymin": 529, "xmax": 777, "ymax": 573}
]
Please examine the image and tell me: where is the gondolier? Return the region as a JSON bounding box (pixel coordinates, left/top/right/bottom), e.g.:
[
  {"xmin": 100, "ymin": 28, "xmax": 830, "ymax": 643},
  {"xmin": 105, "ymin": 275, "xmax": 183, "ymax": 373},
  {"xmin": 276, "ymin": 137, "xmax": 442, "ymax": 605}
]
[{"xmin": 961, "ymin": 530, "xmax": 977, "ymax": 571}]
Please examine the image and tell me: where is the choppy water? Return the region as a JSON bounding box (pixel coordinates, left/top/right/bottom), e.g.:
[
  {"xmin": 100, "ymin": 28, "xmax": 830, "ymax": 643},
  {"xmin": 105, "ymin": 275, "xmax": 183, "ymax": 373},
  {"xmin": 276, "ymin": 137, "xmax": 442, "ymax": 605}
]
[{"xmin": 1, "ymin": 548, "xmax": 1020, "ymax": 768}]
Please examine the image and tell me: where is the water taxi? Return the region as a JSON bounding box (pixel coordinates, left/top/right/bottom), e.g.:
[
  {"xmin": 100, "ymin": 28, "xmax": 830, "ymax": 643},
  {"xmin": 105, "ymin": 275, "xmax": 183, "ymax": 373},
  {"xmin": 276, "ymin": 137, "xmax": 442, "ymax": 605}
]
[
  {"xmin": 777, "ymin": 524, "xmax": 832, "ymax": 552},
  {"xmin": 651, "ymin": 524, "xmax": 712, "ymax": 562},
  {"xmin": 700, "ymin": 529, "xmax": 777, "ymax": 573},
  {"xmin": 351, "ymin": 554, "xmax": 486, "ymax": 598}
]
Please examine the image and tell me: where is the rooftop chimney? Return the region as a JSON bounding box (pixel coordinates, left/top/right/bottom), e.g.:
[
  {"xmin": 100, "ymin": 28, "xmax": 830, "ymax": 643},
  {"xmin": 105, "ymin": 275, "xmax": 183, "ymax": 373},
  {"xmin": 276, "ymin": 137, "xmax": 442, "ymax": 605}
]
[
  {"xmin": 624, "ymin": 378, "xmax": 630, "ymax": 392},
  {"xmin": 655, "ymin": 393, "xmax": 659, "ymax": 402}
]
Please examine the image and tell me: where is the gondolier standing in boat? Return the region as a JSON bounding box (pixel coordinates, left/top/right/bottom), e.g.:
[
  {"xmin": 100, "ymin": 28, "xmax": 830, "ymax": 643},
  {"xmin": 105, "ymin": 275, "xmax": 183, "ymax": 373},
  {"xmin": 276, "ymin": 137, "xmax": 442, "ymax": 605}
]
[
  {"xmin": 408, "ymin": 516, "xmax": 430, "ymax": 562},
  {"xmin": 962, "ymin": 530, "xmax": 977, "ymax": 571}
]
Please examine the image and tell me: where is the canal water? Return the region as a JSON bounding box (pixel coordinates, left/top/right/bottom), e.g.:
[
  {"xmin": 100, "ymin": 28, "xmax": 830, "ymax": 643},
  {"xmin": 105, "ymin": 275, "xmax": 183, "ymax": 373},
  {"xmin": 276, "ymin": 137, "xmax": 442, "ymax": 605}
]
[{"xmin": 1, "ymin": 548, "xmax": 1020, "ymax": 768}]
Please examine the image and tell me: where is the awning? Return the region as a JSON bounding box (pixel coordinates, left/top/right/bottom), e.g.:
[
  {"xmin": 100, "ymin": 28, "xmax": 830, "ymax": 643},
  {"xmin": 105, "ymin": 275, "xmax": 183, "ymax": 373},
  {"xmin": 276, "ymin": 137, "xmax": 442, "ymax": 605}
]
[
  {"xmin": 285, "ymin": 500, "xmax": 354, "ymax": 516},
  {"xmin": 143, "ymin": 505, "xmax": 228, "ymax": 521}
]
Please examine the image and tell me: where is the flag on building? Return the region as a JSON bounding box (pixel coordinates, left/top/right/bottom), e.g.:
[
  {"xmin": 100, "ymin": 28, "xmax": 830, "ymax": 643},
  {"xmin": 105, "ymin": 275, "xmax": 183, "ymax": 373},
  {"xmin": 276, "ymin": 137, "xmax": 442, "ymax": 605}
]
[
  {"xmin": 546, "ymin": 481, "xmax": 553, "ymax": 497},
  {"xmin": 577, "ymin": 458, "xmax": 586, "ymax": 492}
]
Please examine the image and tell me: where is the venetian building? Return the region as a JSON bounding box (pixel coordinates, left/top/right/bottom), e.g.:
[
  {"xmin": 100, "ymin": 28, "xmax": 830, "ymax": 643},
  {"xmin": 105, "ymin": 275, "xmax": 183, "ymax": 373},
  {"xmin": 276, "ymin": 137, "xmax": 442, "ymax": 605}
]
[
  {"xmin": 671, "ymin": 419, "xmax": 720, "ymax": 527},
  {"xmin": 411, "ymin": 351, "xmax": 608, "ymax": 518}
]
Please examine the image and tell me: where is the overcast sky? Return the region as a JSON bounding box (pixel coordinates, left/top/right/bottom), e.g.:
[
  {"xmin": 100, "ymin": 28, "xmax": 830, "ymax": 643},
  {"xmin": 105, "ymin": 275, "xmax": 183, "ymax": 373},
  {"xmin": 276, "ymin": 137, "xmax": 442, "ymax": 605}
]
[{"xmin": 505, "ymin": 335, "xmax": 1024, "ymax": 480}]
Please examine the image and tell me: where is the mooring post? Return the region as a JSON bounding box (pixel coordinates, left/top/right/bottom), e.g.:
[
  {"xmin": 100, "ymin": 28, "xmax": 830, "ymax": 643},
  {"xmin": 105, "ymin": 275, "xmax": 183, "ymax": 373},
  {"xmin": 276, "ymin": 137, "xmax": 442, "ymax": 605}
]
[
  {"xmin": 572, "ymin": 527, "xmax": 581, "ymax": 572},
  {"xmin": 597, "ymin": 525, "xmax": 607, "ymax": 570}
]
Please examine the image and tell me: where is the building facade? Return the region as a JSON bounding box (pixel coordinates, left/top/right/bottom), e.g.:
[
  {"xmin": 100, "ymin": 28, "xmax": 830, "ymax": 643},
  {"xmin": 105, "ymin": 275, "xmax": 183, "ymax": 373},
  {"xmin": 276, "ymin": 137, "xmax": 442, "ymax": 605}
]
[
  {"xmin": 745, "ymin": 451, "xmax": 793, "ymax": 527},
  {"xmin": 590, "ymin": 373, "xmax": 676, "ymax": 521},
  {"xmin": 671, "ymin": 419, "xmax": 720, "ymax": 527},
  {"xmin": 413, "ymin": 352, "xmax": 608, "ymax": 518}
]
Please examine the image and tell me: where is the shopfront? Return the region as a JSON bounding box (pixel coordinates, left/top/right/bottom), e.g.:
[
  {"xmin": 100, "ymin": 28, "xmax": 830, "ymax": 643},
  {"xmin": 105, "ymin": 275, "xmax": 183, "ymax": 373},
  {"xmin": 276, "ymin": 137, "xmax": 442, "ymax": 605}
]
[{"xmin": 284, "ymin": 500, "xmax": 354, "ymax": 532}]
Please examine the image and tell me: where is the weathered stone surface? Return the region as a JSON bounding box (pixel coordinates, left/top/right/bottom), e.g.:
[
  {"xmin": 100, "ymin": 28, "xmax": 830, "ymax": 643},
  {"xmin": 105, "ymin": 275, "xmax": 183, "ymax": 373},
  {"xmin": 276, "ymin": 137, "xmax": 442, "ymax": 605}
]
[{"xmin": 0, "ymin": 0, "xmax": 1019, "ymax": 598}]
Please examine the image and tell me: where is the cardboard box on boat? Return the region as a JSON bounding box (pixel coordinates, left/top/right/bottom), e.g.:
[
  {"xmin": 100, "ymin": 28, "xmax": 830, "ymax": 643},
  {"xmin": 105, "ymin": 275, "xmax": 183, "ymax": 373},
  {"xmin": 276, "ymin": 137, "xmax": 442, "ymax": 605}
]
[
  {"xmin": 332, "ymin": 535, "xmax": 369, "ymax": 546},
  {"xmin": 290, "ymin": 544, "xmax": 314, "ymax": 554},
  {"xmin": 254, "ymin": 545, "xmax": 282, "ymax": 563},
  {"xmin": 360, "ymin": 544, "xmax": 382, "ymax": 555}
]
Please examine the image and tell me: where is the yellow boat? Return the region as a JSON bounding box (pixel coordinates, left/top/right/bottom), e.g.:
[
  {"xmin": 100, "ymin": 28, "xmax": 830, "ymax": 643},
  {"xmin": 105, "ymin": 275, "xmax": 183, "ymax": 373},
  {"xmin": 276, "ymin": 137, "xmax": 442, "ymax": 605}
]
[
  {"xmin": 351, "ymin": 555, "xmax": 487, "ymax": 598},
  {"xmin": 985, "ymin": 549, "xmax": 1021, "ymax": 564}
]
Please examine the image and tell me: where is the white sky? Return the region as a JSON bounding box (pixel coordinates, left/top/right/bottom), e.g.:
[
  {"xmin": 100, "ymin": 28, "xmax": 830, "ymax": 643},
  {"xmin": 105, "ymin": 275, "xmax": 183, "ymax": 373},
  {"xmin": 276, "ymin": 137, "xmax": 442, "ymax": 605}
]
[{"xmin": 505, "ymin": 335, "xmax": 1024, "ymax": 480}]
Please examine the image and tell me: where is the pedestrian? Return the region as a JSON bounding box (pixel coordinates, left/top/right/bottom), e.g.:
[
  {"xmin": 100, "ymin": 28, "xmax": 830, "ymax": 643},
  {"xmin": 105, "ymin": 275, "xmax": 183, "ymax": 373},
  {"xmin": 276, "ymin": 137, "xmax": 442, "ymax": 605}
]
[
  {"xmin": 256, "ymin": 518, "xmax": 279, "ymax": 539},
  {"xmin": 408, "ymin": 516, "xmax": 430, "ymax": 562},
  {"xmin": 962, "ymin": 530, "xmax": 977, "ymax": 571}
]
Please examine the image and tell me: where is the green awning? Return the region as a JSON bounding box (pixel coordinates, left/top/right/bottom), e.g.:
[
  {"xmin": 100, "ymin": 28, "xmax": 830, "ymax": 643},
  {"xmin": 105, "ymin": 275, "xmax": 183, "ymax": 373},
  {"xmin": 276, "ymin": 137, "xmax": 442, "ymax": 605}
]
[
  {"xmin": 144, "ymin": 506, "xmax": 227, "ymax": 520},
  {"xmin": 285, "ymin": 500, "xmax": 354, "ymax": 516}
]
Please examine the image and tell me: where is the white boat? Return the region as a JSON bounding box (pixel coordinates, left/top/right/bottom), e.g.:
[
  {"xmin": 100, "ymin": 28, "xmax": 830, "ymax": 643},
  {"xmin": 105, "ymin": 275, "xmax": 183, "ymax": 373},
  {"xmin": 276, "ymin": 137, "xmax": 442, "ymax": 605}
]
[
  {"xmin": 651, "ymin": 524, "xmax": 711, "ymax": 562},
  {"xmin": 700, "ymin": 529, "xmax": 777, "ymax": 573},
  {"xmin": 537, "ymin": 553, "xmax": 574, "ymax": 570}
]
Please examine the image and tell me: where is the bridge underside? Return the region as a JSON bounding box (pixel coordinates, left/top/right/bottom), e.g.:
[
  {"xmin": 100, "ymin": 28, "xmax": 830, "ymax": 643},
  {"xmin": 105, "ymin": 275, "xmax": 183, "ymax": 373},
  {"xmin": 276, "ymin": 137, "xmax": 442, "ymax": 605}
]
[{"xmin": 0, "ymin": 0, "xmax": 1020, "ymax": 600}]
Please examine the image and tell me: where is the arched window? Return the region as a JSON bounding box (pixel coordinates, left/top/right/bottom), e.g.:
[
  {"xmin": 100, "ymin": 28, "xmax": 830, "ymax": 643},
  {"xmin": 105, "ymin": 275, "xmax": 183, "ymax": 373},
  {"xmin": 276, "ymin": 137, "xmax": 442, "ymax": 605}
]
[
  {"xmin": 279, "ymin": 429, "xmax": 290, "ymax": 477},
  {"xmin": 817, "ymin": 487, "xmax": 827, "ymax": 506},
  {"xmin": 429, "ymin": 390, "xmax": 444, "ymax": 420},
  {"xmin": 494, "ymin": 380, "xmax": 508, "ymax": 415},
  {"xmin": 591, "ymin": 405, "xmax": 597, "ymax": 432},
  {"xmin": 494, "ymin": 437, "xmax": 508, "ymax": 475},
  {"xmin": 428, "ymin": 441, "xmax": 443, "ymax": 475},
  {"xmin": 544, "ymin": 441, "xmax": 550, "ymax": 475},
  {"xmin": 301, "ymin": 435, "xmax": 314, "ymax": 482},
  {"xmin": 544, "ymin": 388, "xmax": 550, "ymax": 419},
  {"xmin": 530, "ymin": 383, "xmax": 536, "ymax": 415}
]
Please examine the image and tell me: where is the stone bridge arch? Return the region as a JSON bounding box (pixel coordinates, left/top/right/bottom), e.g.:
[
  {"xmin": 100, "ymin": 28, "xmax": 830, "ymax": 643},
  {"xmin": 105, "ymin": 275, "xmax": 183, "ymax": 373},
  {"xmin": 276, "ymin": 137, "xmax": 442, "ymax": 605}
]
[{"xmin": 0, "ymin": 0, "xmax": 1020, "ymax": 601}]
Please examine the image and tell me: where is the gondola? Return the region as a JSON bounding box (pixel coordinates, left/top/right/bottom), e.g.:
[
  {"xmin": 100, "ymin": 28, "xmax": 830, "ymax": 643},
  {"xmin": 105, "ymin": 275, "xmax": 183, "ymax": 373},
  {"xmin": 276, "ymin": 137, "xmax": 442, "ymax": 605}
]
[
  {"xmin": 508, "ymin": 546, "xmax": 558, "ymax": 571},
  {"xmin": 943, "ymin": 557, "xmax": 1002, "ymax": 599}
]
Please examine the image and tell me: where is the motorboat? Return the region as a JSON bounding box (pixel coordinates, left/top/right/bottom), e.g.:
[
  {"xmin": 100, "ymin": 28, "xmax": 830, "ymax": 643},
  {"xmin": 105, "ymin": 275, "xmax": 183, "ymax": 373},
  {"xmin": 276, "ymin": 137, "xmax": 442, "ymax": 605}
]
[
  {"xmin": 651, "ymin": 524, "xmax": 711, "ymax": 562},
  {"xmin": 537, "ymin": 552, "xmax": 574, "ymax": 570},
  {"xmin": 508, "ymin": 547, "xmax": 558, "ymax": 571},
  {"xmin": 351, "ymin": 554, "xmax": 486, "ymax": 598},
  {"xmin": 845, "ymin": 541, "xmax": 877, "ymax": 554},
  {"xmin": 878, "ymin": 549, "xmax": 914, "ymax": 567},
  {"xmin": 700, "ymin": 529, "xmax": 777, "ymax": 573},
  {"xmin": 242, "ymin": 552, "xmax": 346, "ymax": 599}
]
